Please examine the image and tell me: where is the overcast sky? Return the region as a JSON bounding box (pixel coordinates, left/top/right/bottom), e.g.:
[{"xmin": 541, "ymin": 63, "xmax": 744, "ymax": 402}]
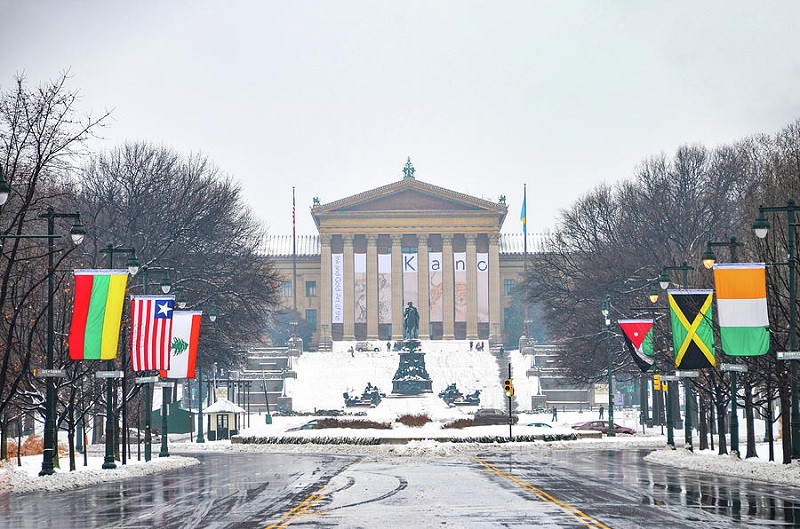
[{"xmin": 3, "ymin": 1, "xmax": 800, "ymax": 236}]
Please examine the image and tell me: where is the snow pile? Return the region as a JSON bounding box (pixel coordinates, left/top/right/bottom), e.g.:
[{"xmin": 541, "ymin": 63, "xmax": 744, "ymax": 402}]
[{"xmin": 645, "ymin": 447, "xmax": 800, "ymax": 485}]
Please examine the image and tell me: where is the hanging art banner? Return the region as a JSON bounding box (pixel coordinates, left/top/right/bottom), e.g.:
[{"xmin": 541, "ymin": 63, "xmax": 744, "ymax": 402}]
[
  {"xmin": 69, "ymin": 269, "xmax": 129, "ymax": 361},
  {"xmin": 160, "ymin": 311, "xmax": 202, "ymax": 379},
  {"xmin": 403, "ymin": 251, "xmax": 418, "ymax": 308},
  {"xmin": 454, "ymin": 252, "xmax": 467, "ymax": 322},
  {"xmin": 668, "ymin": 289, "xmax": 716, "ymax": 369},
  {"xmin": 130, "ymin": 295, "xmax": 175, "ymax": 372},
  {"xmin": 378, "ymin": 253, "xmax": 392, "ymax": 324},
  {"xmin": 429, "ymin": 252, "xmax": 443, "ymax": 322},
  {"xmin": 354, "ymin": 253, "xmax": 367, "ymax": 323},
  {"xmin": 331, "ymin": 253, "xmax": 343, "ymax": 324},
  {"xmin": 477, "ymin": 252, "xmax": 489, "ymax": 323},
  {"xmin": 712, "ymin": 263, "xmax": 770, "ymax": 356}
]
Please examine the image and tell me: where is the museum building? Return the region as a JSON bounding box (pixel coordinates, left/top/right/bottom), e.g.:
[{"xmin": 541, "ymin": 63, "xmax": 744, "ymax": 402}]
[{"xmin": 264, "ymin": 160, "xmax": 546, "ymax": 349}]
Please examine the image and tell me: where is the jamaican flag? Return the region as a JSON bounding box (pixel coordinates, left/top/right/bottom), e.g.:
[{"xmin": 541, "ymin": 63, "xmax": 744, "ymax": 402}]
[{"xmin": 668, "ymin": 289, "xmax": 716, "ymax": 369}]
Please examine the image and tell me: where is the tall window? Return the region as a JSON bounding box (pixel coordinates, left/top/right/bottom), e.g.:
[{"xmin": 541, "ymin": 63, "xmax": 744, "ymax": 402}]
[
  {"xmin": 306, "ymin": 280, "xmax": 317, "ymax": 297},
  {"xmin": 306, "ymin": 309, "xmax": 317, "ymax": 331},
  {"xmin": 282, "ymin": 281, "xmax": 292, "ymax": 298},
  {"xmin": 504, "ymin": 279, "xmax": 516, "ymax": 295}
]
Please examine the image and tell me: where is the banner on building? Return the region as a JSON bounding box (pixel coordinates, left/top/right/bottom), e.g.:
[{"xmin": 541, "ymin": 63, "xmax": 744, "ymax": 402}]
[
  {"xmin": 403, "ymin": 251, "xmax": 418, "ymax": 308},
  {"xmin": 378, "ymin": 253, "xmax": 392, "ymax": 324},
  {"xmin": 331, "ymin": 253, "xmax": 343, "ymax": 324},
  {"xmin": 712, "ymin": 263, "xmax": 770, "ymax": 356},
  {"xmin": 354, "ymin": 253, "xmax": 367, "ymax": 323},
  {"xmin": 454, "ymin": 252, "xmax": 467, "ymax": 322},
  {"xmin": 68, "ymin": 269, "xmax": 129, "ymax": 361},
  {"xmin": 668, "ymin": 289, "xmax": 716, "ymax": 369},
  {"xmin": 477, "ymin": 252, "xmax": 489, "ymax": 323},
  {"xmin": 429, "ymin": 252, "xmax": 443, "ymax": 322}
]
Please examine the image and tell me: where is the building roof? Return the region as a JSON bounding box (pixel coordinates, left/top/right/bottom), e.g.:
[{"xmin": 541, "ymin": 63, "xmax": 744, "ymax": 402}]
[
  {"xmin": 264, "ymin": 233, "xmax": 550, "ymax": 257},
  {"xmin": 203, "ymin": 397, "xmax": 247, "ymax": 414}
]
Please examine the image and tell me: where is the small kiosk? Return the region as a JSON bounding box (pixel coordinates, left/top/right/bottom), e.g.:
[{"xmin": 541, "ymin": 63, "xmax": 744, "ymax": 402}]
[{"xmin": 203, "ymin": 397, "xmax": 247, "ymax": 440}]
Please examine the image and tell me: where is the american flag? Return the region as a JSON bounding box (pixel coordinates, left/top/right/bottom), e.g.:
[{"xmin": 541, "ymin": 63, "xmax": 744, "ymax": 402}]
[{"xmin": 130, "ymin": 295, "xmax": 175, "ymax": 371}]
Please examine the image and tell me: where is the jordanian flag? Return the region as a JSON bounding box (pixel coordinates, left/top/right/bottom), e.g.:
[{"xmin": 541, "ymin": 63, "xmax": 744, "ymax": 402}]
[
  {"xmin": 668, "ymin": 289, "xmax": 716, "ymax": 369},
  {"xmin": 68, "ymin": 269, "xmax": 129, "ymax": 360},
  {"xmin": 712, "ymin": 263, "xmax": 770, "ymax": 356},
  {"xmin": 160, "ymin": 311, "xmax": 202, "ymax": 379},
  {"xmin": 619, "ymin": 319, "xmax": 654, "ymax": 372}
]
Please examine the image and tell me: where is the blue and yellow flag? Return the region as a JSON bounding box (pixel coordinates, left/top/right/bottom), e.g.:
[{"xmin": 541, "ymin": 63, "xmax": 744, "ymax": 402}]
[{"xmin": 520, "ymin": 191, "xmax": 527, "ymax": 237}]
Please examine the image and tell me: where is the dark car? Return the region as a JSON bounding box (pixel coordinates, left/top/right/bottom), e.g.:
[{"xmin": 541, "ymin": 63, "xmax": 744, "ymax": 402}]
[
  {"xmin": 571, "ymin": 420, "xmax": 635, "ymax": 435},
  {"xmin": 287, "ymin": 419, "xmax": 322, "ymax": 432},
  {"xmin": 525, "ymin": 422, "xmax": 553, "ymax": 428},
  {"xmin": 473, "ymin": 408, "xmax": 519, "ymax": 425}
]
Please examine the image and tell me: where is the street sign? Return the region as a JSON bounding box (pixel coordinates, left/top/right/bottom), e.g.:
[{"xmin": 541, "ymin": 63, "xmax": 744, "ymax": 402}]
[
  {"xmin": 154, "ymin": 381, "xmax": 173, "ymax": 388},
  {"xmin": 778, "ymin": 352, "xmax": 800, "ymax": 361},
  {"xmin": 720, "ymin": 363, "xmax": 748, "ymax": 373},
  {"xmin": 135, "ymin": 375, "xmax": 160, "ymax": 384},
  {"xmin": 95, "ymin": 370, "xmax": 124, "ymax": 379},
  {"xmin": 34, "ymin": 369, "xmax": 67, "ymax": 378},
  {"xmin": 675, "ymin": 370, "xmax": 699, "ymax": 378},
  {"xmin": 660, "ymin": 375, "xmax": 679, "ymax": 382}
]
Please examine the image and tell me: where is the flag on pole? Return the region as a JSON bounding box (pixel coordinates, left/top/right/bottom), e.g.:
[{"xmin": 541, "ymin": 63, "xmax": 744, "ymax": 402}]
[
  {"xmin": 520, "ymin": 189, "xmax": 527, "ymax": 238},
  {"xmin": 130, "ymin": 295, "xmax": 175, "ymax": 371},
  {"xmin": 712, "ymin": 263, "xmax": 770, "ymax": 356},
  {"xmin": 618, "ymin": 319, "xmax": 655, "ymax": 372},
  {"xmin": 69, "ymin": 269, "xmax": 129, "ymax": 360},
  {"xmin": 160, "ymin": 311, "xmax": 202, "ymax": 379},
  {"xmin": 668, "ymin": 289, "xmax": 716, "ymax": 369}
]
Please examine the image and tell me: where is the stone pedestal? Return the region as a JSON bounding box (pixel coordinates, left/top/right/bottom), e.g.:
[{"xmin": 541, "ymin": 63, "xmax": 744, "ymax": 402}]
[{"xmin": 391, "ymin": 340, "xmax": 433, "ymax": 395}]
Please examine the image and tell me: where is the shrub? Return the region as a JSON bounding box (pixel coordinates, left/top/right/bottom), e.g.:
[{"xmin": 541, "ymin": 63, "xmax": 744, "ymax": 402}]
[
  {"xmin": 442, "ymin": 418, "xmax": 474, "ymax": 429},
  {"xmin": 315, "ymin": 418, "xmax": 392, "ymax": 430},
  {"xmin": 396, "ymin": 414, "xmax": 431, "ymax": 427}
]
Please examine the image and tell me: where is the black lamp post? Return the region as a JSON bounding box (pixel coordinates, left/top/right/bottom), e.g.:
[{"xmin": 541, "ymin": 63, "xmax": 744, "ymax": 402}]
[
  {"xmin": 753, "ymin": 199, "xmax": 799, "ymax": 458},
  {"xmin": 659, "ymin": 260, "xmax": 695, "ymax": 451},
  {"xmin": 601, "ymin": 296, "xmax": 615, "ymax": 437},
  {"xmin": 196, "ymin": 305, "xmax": 216, "ymax": 444},
  {"xmin": 98, "ymin": 243, "xmax": 139, "ymax": 470},
  {"xmin": 702, "ymin": 236, "xmax": 743, "ymax": 455}
]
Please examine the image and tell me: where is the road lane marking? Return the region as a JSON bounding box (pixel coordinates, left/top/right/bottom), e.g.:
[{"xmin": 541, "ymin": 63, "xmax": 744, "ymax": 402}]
[
  {"xmin": 265, "ymin": 486, "xmax": 325, "ymax": 529},
  {"xmin": 474, "ymin": 456, "xmax": 612, "ymax": 529}
]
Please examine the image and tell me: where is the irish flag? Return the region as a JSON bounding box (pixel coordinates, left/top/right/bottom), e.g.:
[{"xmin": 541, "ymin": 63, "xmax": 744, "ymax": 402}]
[
  {"xmin": 160, "ymin": 311, "xmax": 202, "ymax": 379},
  {"xmin": 712, "ymin": 263, "xmax": 770, "ymax": 356},
  {"xmin": 68, "ymin": 269, "xmax": 129, "ymax": 360}
]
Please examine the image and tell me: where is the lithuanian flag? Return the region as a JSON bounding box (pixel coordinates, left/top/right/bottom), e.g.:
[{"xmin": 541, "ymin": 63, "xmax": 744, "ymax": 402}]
[
  {"xmin": 712, "ymin": 263, "xmax": 770, "ymax": 356},
  {"xmin": 68, "ymin": 269, "xmax": 129, "ymax": 360}
]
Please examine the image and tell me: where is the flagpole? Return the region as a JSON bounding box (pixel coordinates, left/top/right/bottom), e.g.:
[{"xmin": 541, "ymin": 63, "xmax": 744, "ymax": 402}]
[
  {"xmin": 292, "ymin": 187, "xmax": 298, "ymax": 339},
  {"xmin": 522, "ymin": 184, "xmax": 529, "ymax": 338}
]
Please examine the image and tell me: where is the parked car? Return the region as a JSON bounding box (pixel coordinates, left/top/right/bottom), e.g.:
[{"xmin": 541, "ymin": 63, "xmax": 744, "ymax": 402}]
[
  {"xmin": 571, "ymin": 420, "xmax": 635, "ymax": 435},
  {"xmin": 473, "ymin": 408, "xmax": 519, "ymax": 425},
  {"xmin": 525, "ymin": 422, "xmax": 552, "ymax": 428},
  {"xmin": 287, "ymin": 419, "xmax": 322, "ymax": 432},
  {"xmin": 355, "ymin": 341, "xmax": 380, "ymax": 352}
]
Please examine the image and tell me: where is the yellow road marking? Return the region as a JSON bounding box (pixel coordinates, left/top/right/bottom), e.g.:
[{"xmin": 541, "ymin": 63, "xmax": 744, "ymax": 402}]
[
  {"xmin": 474, "ymin": 456, "xmax": 612, "ymax": 529},
  {"xmin": 265, "ymin": 486, "xmax": 325, "ymax": 529}
]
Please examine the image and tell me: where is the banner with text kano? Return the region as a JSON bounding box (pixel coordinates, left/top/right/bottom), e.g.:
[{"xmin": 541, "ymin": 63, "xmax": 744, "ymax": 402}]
[
  {"xmin": 68, "ymin": 269, "xmax": 129, "ymax": 360},
  {"xmin": 161, "ymin": 311, "xmax": 202, "ymax": 379}
]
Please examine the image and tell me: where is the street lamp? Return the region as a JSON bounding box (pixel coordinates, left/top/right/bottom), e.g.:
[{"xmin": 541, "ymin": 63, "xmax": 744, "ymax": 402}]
[
  {"xmin": 659, "ymin": 260, "xmax": 695, "ymax": 450},
  {"xmin": 753, "ymin": 199, "xmax": 799, "ymax": 458},
  {"xmin": 702, "ymin": 236, "xmax": 743, "ymax": 455},
  {"xmin": 601, "ymin": 296, "xmax": 615, "ymax": 437},
  {"xmin": 98, "ymin": 243, "xmax": 139, "ymax": 470}
]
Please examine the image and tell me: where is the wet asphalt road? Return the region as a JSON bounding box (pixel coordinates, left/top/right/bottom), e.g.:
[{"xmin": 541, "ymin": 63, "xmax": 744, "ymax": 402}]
[{"xmin": 2, "ymin": 448, "xmax": 800, "ymax": 528}]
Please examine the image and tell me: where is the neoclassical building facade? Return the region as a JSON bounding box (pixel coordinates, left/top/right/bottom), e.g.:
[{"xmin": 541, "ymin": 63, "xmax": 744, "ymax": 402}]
[{"xmin": 265, "ymin": 161, "xmax": 544, "ymax": 349}]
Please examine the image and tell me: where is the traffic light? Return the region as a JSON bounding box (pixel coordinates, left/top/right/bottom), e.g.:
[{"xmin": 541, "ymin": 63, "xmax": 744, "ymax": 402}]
[
  {"xmin": 503, "ymin": 378, "xmax": 514, "ymax": 397},
  {"xmin": 653, "ymin": 374, "xmax": 661, "ymax": 391}
]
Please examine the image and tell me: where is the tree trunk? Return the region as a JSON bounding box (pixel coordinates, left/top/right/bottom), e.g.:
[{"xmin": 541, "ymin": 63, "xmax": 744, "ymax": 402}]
[
  {"xmin": 699, "ymin": 396, "xmax": 709, "ymax": 450},
  {"xmin": 743, "ymin": 380, "xmax": 757, "ymax": 458},
  {"xmin": 716, "ymin": 398, "xmax": 728, "ymax": 455},
  {"xmin": 781, "ymin": 385, "xmax": 792, "ymax": 464}
]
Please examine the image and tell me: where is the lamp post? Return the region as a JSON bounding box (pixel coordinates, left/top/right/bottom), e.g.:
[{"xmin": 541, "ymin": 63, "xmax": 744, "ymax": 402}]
[
  {"xmin": 659, "ymin": 260, "xmax": 695, "ymax": 450},
  {"xmin": 196, "ymin": 305, "xmax": 216, "ymax": 444},
  {"xmin": 139, "ymin": 265, "xmax": 174, "ymax": 459},
  {"xmin": 702, "ymin": 236, "xmax": 743, "ymax": 455},
  {"xmin": 753, "ymin": 199, "xmax": 799, "ymax": 458},
  {"xmin": 99, "ymin": 243, "xmax": 139, "ymax": 470},
  {"xmin": 601, "ymin": 296, "xmax": 615, "ymax": 436}
]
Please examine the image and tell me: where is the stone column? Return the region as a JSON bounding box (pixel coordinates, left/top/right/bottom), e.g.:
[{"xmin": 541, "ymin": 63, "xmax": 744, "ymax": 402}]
[
  {"xmin": 342, "ymin": 234, "xmax": 355, "ymax": 341},
  {"xmin": 466, "ymin": 233, "xmax": 479, "ymax": 340},
  {"xmin": 417, "ymin": 234, "xmax": 430, "ymax": 340},
  {"xmin": 391, "ymin": 234, "xmax": 403, "ymax": 340},
  {"xmin": 442, "ymin": 233, "xmax": 455, "ymax": 340},
  {"xmin": 489, "ymin": 233, "xmax": 502, "ymax": 345},
  {"xmin": 319, "ymin": 234, "xmax": 332, "ymax": 347},
  {"xmin": 366, "ymin": 234, "xmax": 379, "ymax": 340}
]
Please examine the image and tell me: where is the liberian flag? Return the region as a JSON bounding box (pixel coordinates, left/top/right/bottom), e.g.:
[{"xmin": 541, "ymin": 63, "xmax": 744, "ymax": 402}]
[
  {"xmin": 618, "ymin": 319, "xmax": 655, "ymax": 372},
  {"xmin": 69, "ymin": 269, "xmax": 129, "ymax": 360},
  {"xmin": 130, "ymin": 295, "xmax": 175, "ymax": 371},
  {"xmin": 160, "ymin": 311, "xmax": 202, "ymax": 379},
  {"xmin": 712, "ymin": 263, "xmax": 770, "ymax": 356}
]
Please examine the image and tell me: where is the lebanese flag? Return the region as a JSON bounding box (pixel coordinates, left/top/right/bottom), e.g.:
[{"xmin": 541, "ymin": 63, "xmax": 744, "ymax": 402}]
[
  {"xmin": 160, "ymin": 311, "xmax": 202, "ymax": 379},
  {"xmin": 618, "ymin": 319, "xmax": 655, "ymax": 372}
]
